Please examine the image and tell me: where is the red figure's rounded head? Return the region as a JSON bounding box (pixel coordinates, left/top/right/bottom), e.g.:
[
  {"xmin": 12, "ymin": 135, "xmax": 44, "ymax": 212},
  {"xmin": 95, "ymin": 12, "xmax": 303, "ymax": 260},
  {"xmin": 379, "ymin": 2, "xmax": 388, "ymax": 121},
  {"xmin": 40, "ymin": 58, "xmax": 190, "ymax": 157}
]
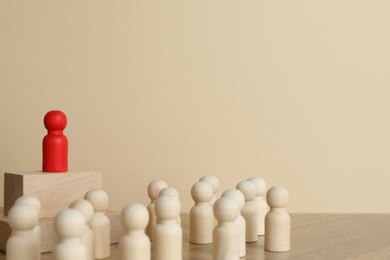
[{"xmin": 44, "ymin": 110, "xmax": 67, "ymax": 131}]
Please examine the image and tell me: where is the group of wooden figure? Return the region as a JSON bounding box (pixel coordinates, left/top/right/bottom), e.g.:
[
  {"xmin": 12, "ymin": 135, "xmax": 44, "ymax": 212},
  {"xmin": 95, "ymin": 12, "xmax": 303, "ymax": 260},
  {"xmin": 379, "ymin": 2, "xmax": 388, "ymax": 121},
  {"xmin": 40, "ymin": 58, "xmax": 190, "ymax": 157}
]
[
  {"xmin": 5, "ymin": 175, "xmax": 289, "ymax": 260},
  {"xmin": 190, "ymin": 175, "xmax": 290, "ymax": 259},
  {"xmin": 137, "ymin": 175, "xmax": 290, "ymax": 260},
  {"xmin": 6, "ymin": 189, "xmax": 110, "ymax": 260}
]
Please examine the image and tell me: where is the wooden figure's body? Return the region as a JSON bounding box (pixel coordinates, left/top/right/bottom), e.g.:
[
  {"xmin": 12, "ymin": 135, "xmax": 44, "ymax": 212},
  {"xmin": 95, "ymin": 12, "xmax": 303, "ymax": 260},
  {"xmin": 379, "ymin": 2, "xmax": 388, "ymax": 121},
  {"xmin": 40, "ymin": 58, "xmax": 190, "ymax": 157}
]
[
  {"xmin": 53, "ymin": 238, "xmax": 87, "ymax": 260},
  {"xmin": 146, "ymin": 204, "xmax": 156, "ymax": 239},
  {"xmin": 85, "ymin": 189, "xmax": 110, "ymax": 259},
  {"xmin": 81, "ymin": 228, "xmax": 94, "ymax": 260},
  {"xmin": 69, "ymin": 199, "xmax": 95, "ymax": 260},
  {"xmin": 221, "ymin": 189, "xmax": 246, "ymax": 257},
  {"xmin": 190, "ymin": 182, "xmax": 214, "ymax": 244},
  {"xmin": 190, "ymin": 204, "xmax": 214, "ymax": 244},
  {"xmin": 152, "ymin": 195, "xmax": 182, "ymax": 260},
  {"xmin": 89, "ymin": 209, "xmax": 110, "ymax": 259},
  {"xmin": 42, "ymin": 110, "xmax": 68, "ymax": 172},
  {"xmin": 264, "ymin": 186, "xmax": 290, "ymax": 252},
  {"xmin": 241, "ymin": 200, "xmax": 257, "ymax": 242},
  {"xmin": 153, "ymin": 220, "xmax": 182, "ymax": 260},
  {"xmin": 213, "ymin": 197, "xmax": 240, "ymax": 260},
  {"xmin": 120, "ymin": 230, "xmax": 150, "ymax": 258},
  {"xmin": 213, "ymin": 223, "xmax": 240, "ymax": 260},
  {"xmin": 236, "ymin": 181, "xmax": 257, "ymax": 242},
  {"xmin": 146, "ymin": 180, "xmax": 168, "ymax": 240},
  {"xmin": 119, "ymin": 203, "xmax": 150, "ymax": 260},
  {"xmin": 53, "ymin": 209, "xmax": 87, "ymax": 260},
  {"xmin": 14, "ymin": 195, "xmax": 41, "ymax": 259},
  {"xmin": 120, "ymin": 233, "xmax": 150, "ymax": 260},
  {"xmin": 235, "ymin": 215, "xmax": 246, "ymax": 257},
  {"xmin": 255, "ymin": 196, "xmax": 267, "ymax": 236},
  {"xmin": 6, "ymin": 203, "xmax": 40, "ymax": 260},
  {"xmin": 6, "ymin": 231, "xmax": 40, "ymax": 260},
  {"xmin": 248, "ymin": 177, "xmax": 267, "ymax": 236}
]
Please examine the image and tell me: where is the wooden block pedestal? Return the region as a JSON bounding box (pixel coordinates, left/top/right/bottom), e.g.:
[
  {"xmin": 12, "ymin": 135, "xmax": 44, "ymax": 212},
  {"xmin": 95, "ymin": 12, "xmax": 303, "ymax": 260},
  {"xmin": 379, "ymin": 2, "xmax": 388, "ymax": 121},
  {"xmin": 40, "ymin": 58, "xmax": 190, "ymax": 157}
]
[{"xmin": 4, "ymin": 171, "xmax": 103, "ymax": 217}]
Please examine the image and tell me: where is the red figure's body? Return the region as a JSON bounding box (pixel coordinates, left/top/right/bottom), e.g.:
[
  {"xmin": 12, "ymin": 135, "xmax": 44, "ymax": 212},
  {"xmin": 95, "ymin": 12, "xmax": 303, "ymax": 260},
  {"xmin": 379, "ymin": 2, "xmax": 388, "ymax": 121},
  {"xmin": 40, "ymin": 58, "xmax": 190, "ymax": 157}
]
[{"xmin": 42, "ymin": 110, "xmax": 68, "ymax": 172}]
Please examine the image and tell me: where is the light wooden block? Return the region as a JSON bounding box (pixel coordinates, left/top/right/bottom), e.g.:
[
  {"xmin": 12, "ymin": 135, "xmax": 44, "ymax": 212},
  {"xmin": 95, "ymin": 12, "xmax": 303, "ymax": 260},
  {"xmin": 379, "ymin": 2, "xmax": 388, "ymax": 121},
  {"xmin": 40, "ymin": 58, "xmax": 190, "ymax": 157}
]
[
  {"xmin": 4, "ymin": 171, "xmax": 103, "ymax": 218},
  {"xmin": 0, "ymin": 208, "xmax": 124, "ymax": 253}
]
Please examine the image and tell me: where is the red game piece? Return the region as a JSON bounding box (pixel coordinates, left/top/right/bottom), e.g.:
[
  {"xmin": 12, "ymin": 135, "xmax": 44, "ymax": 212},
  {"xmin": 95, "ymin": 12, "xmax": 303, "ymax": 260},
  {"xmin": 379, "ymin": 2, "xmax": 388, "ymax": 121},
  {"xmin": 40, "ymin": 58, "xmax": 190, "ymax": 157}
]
[{"xmin": 42, "ymin": 110, "xmax": 68, "ymax": 172}]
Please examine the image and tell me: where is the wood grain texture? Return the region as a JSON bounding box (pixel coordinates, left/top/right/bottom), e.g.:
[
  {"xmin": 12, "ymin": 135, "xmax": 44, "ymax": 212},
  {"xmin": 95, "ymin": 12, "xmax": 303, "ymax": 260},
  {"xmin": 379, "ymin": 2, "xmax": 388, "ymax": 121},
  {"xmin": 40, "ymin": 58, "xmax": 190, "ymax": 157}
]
[
  {"xmin": 1, "ymin": 214, "xmax": 390, "ymax": 259},
  {"xmin": 3, "ymin": 171, "xmax": 103, "ymax": 217}
]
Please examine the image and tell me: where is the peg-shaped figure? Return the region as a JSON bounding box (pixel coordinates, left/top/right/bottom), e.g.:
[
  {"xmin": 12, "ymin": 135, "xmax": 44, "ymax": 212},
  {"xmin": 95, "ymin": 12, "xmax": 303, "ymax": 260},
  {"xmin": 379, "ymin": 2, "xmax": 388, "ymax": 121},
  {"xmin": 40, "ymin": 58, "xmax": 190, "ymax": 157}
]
[
  {"xmin": 42, "ymin": 110, "xmax": 68, "ymax": 172},
  {"xmin": 6, "ymin": 203, "xmax": 40, "ymax": 260},
  {"xmin": 159, "ymin": 186, "xmax": 181, "ymax": 225},
  {"xmin": 236, "ymin": 180, "xmax": 257, "ymax": 242},
  {"xmin": 84, "ymin": 189, "xmax": 110, "ymax": 259},
  {"xmin": 120, "ymin": 203, "xmax": 151, "ymax": 260},
  {"xmin": 213, "ymin": 197, "xmax": 240, "ymax": 260},
  {"xmin": 264, "ymin": 186, "xmax": 290, "ymax": 252},
  {"xmin": 69, "ymin": 199, "xmax": 95, "ymax": 260},
  {"xmin": 199, "ymin": 175, "xmax": 219, "ymax": 205},
  {"xmin": 15, "ymin": 195, "xmax": 42, "ymax": 258},
  {"xmin": 190, "ymin": 181, "xmax": 214, "ymax": 244},
  {"xmin": 221, "ymin": 189, "xmax": 246, "ymax": 257},
  {"xmin": 147, "ymin": 179, "xmax": 168, "ymax": 239},
  {"xmin": 248, "ymin": 176, "xmax": 267, "ymax": 236},
  {"xmin": 53, "ymin": 209, "xmax": 87, "ymax": 260},
  {"xmin": 152, "ymin": 195, "xmax": 182, "ymax": 260}
]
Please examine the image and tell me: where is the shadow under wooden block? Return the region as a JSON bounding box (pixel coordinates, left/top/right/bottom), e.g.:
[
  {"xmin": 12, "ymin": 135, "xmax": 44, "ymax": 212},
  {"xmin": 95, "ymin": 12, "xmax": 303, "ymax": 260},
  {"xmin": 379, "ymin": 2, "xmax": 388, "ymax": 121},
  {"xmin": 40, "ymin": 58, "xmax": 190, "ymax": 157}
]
[
  {"xmin": 0, "ymin": 208, "xmax": 124, "ymax": 253},
  {"xmin": 4, "ymin": 171, "xmax": 103, "ymax": 218}
]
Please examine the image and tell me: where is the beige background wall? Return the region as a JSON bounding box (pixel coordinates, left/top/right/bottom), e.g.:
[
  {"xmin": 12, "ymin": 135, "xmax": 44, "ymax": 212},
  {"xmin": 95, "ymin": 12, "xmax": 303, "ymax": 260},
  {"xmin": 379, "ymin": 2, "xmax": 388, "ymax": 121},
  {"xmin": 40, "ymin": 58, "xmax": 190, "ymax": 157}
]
[{"xmin": 1, "ymin": 0, "xmax": 390, "ymax": 213}]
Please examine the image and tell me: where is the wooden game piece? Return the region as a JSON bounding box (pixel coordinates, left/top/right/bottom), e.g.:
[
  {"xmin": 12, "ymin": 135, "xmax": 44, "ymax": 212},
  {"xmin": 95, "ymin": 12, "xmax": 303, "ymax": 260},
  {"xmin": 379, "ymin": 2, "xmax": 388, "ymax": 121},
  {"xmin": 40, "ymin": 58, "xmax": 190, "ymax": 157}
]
[
  {"xmin": 119, "ymin": 203, "xmax": 150, "ymax": 260},
  {"xmin": 159, "ymin": 187, "xmax": 181, "ymax": 225},
  {"xmin": 146, "ymin": 179, "xmax": 168, "ymax": 240},
  {"xmin": 53, "ymin": 208, "xmax": 87, "ymax": 260},
  {"xmin": 6, "ymin": 203, "xmax": 40, "ymax": 260},
  {"xmin": 15, "ymin": 195, "xmax": 41, "ymax": 259},
  {"xmin": 84, "ymin": 189, "xmax": 110, "ymax": 259},
  {"xmin": 213, "ymin": 197, "xmax": 240, "ymax": 260},
  {"xmin": 199, "ymin": 175, "xmax": 219, "ymax": 205},
  {"xmin": 69, "ymin": 199, "xmax": 95, "ymax": 260},
  {"xmin": 42, "ymin": 110, "xmax": 68, "ymax": 172},
  {"xmin": 189, "ymin": 181, "xmax": 214, "ymax": 244},
  {"xmin": 247, "ymin": 177, "xmax": 267, "ymax": 236},
  {"xmin": 236, "ymin": 180, "xmax": 257, "ymax": 242},
  {"xmin": 264, "ymin": 186, "xmax": 290, "ymax": 252},
  {"xmin": 3, "ymin": 170, "xmax": 103, "ymax": 217},
  {"xmin": 221, "ymin": 189, "xmax": 246, "ymax": 257},
  {"xmin": 152, "ymin": 195, "xmax": 182, "ymax": 260}
]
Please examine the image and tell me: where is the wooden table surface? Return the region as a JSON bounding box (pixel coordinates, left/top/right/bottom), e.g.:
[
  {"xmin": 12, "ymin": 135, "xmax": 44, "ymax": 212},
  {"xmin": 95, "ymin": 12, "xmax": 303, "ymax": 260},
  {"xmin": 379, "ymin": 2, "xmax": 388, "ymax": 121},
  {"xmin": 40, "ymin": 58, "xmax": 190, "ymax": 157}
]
[{"xmin": 1, "ymin": 213, "xmax": 390, "ymax": 260}]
